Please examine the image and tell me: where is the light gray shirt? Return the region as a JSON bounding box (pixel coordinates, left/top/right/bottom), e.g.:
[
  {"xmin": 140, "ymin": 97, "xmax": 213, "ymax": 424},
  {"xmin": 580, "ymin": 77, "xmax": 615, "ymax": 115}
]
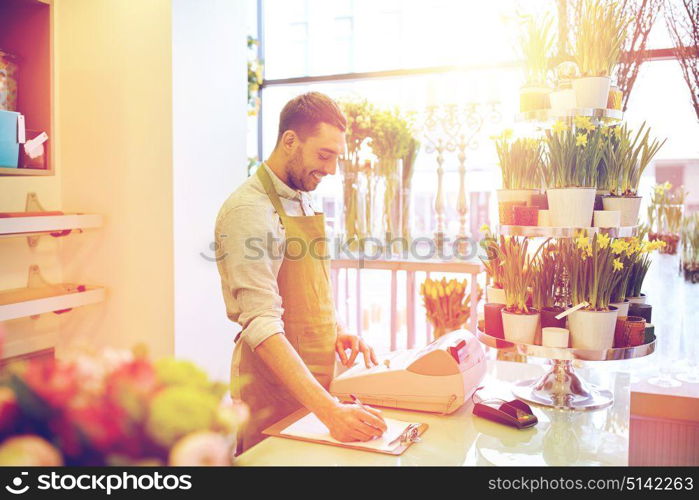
[{"xmin": 215, "ymin": 164, "xmax": 316, "ymax": 350}]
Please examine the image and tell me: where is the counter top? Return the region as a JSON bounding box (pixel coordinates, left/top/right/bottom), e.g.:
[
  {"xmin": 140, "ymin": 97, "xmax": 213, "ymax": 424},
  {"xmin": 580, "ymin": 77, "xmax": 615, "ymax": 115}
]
[{"xmin": 237, "ymin": 360, "xmax": 630, "ymax": 466}]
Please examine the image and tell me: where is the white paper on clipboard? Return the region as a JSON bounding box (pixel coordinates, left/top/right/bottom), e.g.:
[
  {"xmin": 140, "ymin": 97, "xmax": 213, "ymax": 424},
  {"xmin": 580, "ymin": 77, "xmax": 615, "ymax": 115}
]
[{"xmin": 279, "ymin": 412, "xmax": 419, "ymax": 452}]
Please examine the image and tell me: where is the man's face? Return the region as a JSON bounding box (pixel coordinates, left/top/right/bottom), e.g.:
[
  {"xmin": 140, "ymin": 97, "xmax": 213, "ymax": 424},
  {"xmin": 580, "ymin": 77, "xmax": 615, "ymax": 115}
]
[{"xmin": 285, "ymin": 122, "xmax": 345, "ymax": 192}]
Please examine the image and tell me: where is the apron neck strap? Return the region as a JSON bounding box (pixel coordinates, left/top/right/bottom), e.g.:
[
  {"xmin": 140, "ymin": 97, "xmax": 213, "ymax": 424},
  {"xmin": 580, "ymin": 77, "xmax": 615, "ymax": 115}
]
[{"xmin": 256, "ymin": 165, "xmax": 288, "ymax": 217}]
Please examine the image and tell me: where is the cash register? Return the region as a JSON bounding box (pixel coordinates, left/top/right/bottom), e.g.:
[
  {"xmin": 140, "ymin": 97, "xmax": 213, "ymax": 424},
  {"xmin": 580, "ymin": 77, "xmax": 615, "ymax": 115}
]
[{"xmin": 330, "ymin": 329, "xmax": 486, "ymax": 414}]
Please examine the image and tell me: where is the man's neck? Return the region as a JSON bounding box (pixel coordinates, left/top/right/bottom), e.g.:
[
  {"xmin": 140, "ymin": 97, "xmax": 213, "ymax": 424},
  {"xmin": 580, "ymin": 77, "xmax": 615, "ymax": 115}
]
[{"xmin": 265, "ymin": 150, "xmax": 291, "ymax": 188}]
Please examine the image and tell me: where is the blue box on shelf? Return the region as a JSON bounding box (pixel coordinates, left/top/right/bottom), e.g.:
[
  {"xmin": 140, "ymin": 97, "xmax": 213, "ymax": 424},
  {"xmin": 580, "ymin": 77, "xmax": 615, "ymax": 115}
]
[{"xmin": 0, "ymin": 110, "xmax": 24, "ymax": 168}]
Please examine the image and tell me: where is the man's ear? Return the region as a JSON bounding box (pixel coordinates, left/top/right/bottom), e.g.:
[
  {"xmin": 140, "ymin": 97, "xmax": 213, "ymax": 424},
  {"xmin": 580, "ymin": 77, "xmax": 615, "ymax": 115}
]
[{"xmin": 281, "ymin": 130, "xmax": 299, "ymax": 153}]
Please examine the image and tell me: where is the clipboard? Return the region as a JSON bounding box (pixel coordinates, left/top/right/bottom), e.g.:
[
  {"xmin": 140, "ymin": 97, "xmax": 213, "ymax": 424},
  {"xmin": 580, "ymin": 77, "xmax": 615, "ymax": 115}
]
[{"xmin": 262, "ymin": 408, "xmax": 428, "ymax": 456}]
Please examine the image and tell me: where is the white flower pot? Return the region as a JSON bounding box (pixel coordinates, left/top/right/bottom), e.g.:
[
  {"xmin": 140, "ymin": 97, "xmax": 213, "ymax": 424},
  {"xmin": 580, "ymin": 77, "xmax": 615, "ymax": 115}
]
[
  {"xmin": 602, "ymin": 196, "xmax": 642, "ymax": 226},
  {"xmin": 593, "ymin": 210, "xmax": 620, "ymax": 228},
  {"xmin": 572, "ymin": 76, "xmax": 611, "ymax": 109},
  {"xmin": 496, "ymin": 189, "xmax": 536, "ymax": 205},
  {"xmin": 568, "ymin": 307, "xmax": 618, "ymax": 350},
  {"xmin": 549, "ymin": 88, "xmax": 576, "ymax": 112},
  {"xmin": 627, "ymin": 294, "xmax": 646, "ymax": 304},
  {"xmin": 501, "ymin": 309, "xmax": 540, "ymax": 345},
  {"xmin": 538, "ymin": 209, "xmax": 551, "ymax": 227},
  {"xmin": 610, "ymin": 300, "xmax": 630, "ymax": 317},
  {"xmin": 486, "ymin": 285, "xmax": 507, "ymax": 305},
  {"xmin": 542, "ymin": 327, "xmax": 570, "ymax": 348},
  {"xmin": 546, "ymin": 188, "xmax": 596, "ymax": 227}
]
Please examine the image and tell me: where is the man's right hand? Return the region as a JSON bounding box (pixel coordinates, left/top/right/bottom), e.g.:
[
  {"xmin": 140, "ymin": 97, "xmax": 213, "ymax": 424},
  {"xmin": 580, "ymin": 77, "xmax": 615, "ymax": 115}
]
[{"xmin": 319, "ymin": 402, "xmax": 388, "ymax": 442}]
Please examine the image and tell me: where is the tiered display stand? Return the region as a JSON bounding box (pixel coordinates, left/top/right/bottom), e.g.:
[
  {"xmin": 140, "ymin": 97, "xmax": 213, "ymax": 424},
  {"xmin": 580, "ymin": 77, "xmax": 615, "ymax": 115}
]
[{"xmin": 483, "ymin": 107, "xmax": 657, "ymax": 412}]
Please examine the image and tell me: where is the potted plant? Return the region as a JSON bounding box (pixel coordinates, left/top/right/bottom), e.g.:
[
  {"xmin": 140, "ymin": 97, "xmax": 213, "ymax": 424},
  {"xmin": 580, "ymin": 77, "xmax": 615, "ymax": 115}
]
[
  {"xmin": 565, "ymin": 232, "xmax": 624, "ymax": 350},
  {"xmin": 499, "ymin": 236, "xmax": 542, "ymax": 345},
  {"xmin": 480, "ymin": 224, "xmax": 506, "ymax": 305},
  {"xmin": 532, "ymin": 240, "xmax": 566, "ymax": 328},
  {"xmin": 518, "ymin": 16, "xmax": 554, "ymax": 112},
  {"xmin": 626, "ymin": 237, "xmax": 665, "ymax": 303},
  {"xmin": 608, "ymin": 238, "xmax": 634, "ymax": 316},
  {"xmin": 494, "ymin": 131, "xmax": 543, "ymax": 224},
  {"xmin": 368, "ymin": 106, "xmax": 414, "ymax": 254},
  {"xmin": 339, "ymin": 99, "xmax": 375, "ymax": 248},
  {"xmin": 681, "ymin": 213, "xmax": 699, "ymax": 283},
  {"xmin": 421, "ymin": 277, "xmax": 481, "ymax": 338},
  {"xmin": 573, "ymin": 0, "xmax": 627, "ymax": 108},
  {"xmin": 602, "ymin": 123, "xmax": 666, "ymax": 226},
  {"xmin": 544, "ymin": 118, "xmax": 603, "ymax": 227}
]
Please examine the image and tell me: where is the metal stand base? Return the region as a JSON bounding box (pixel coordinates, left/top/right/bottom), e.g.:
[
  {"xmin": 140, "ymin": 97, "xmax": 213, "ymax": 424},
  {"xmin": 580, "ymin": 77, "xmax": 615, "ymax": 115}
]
[{"xmin": 512, "ymin": 359, "xmax": 613, "ymax": 412}]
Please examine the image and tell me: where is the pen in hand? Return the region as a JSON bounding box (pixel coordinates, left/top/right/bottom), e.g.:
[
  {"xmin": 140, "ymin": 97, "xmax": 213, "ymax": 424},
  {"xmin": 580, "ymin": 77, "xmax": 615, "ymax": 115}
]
[{"xmin": 350, "ymin": 394, "xmax": 385, "ymax": 438}]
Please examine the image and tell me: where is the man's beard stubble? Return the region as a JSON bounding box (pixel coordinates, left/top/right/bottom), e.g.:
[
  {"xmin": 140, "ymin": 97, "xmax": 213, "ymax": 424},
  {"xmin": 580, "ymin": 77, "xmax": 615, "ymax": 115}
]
[{"xmin": 286, "ymin": 147, "xmax": 308, "ymax": 192}]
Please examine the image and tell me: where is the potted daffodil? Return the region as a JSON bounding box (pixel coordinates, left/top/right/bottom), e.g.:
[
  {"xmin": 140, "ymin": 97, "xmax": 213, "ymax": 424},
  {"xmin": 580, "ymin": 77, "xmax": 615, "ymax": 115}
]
[
  {"xmin": 499, "ymin": 236, "xmax": 542, "ymax": 344},
  {"xmin": 564, "ymin": 232, "xmax": 624, "ymax": 350},
  {"xmin": 544, "ymin": 117, "xmax": 603, "ymax": 227},
  {"xmin": 573, "ymin": 0, "xmax": 627, "ymax": 108},
  {"xmin": 602, "ymin": 123, "xmax": 666, "ymax": 226}
]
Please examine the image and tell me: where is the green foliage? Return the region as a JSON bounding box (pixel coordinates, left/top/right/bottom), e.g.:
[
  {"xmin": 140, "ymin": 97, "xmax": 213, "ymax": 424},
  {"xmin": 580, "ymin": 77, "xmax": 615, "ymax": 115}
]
[
  {"xmin": 494, "ymin": 131, "xmax": 544, "ymax": 189},
  {"xmin": 368, "ymin": 107, "xmax": 415, "ymax": 160},
  {"xmin": 518, "ymin": 15, "xmax": 554, "ymax": 85},
  {"xmin": 575, "ymin": 0, "xmax": 628, "ymax": 77}
]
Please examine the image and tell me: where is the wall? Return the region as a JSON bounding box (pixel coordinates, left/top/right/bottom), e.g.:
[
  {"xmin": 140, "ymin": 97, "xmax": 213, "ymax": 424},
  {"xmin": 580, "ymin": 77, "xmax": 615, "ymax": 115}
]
[
  {"xmin": 54, "ymin": 0, "xmax": 174, "ymax": 358},
  {"xmin": 172, "ymin": 0, "xmax": 248, "ymax": 382},
  {"xmin": 0, "ymin": 0, "xmax": 61, "ymax": 359}
]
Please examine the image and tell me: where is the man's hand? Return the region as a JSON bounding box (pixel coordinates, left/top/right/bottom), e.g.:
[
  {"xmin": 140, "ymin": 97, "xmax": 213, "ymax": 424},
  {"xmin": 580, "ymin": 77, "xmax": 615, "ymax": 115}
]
[
  {"xmin": 335, "ymin": 333, "xmax": 378, "ymax": 368},
  {"xmin": 318, "ymin": 401, "xmax": 387, "ymax": 442}
]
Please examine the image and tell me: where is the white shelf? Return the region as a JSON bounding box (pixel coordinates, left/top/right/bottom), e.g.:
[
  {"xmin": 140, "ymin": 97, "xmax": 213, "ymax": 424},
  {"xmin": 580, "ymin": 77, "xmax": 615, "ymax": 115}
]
[
  {"xmin": 499, "ymin": 225, "xmax": 639, "ymax": 238},
  {"xmin": 0, "ymin": 284, "xmax": 105, "ymax": 322},
  {"xmin": 0, "ymin": 213, "xmax": 103, "ymax": 239},
  {"xmin": 516, "ymin": 107, "xmax": 623, "ymax": 123}
]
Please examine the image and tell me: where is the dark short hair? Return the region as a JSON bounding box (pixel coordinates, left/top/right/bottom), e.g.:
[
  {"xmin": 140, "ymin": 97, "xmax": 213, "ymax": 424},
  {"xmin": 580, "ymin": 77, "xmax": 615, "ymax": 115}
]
[{"xmin": 275, "ymin": 92, "xmax": 346, "ymax": 146}]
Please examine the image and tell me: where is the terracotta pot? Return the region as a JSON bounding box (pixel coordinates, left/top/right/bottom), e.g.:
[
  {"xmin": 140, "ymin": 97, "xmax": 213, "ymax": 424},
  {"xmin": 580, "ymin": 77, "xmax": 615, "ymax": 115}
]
[
  {"xmin": 568, "ymin": 307, "xmax": 618, "ymax": 350},
  {"xmin": 602, "ymin": 196, "xmax": 642, "ymax": 226},
  {"xmin": 607, "ymin": 85, "xmax": 623, "ymax": 110},
  {"xmin": 614, "ymin": 316, "xmax": 646, "ymax": 347},
  {"xmin": 542, "ymin": 327, "xmax": 569, "ymax": 348},
  {"xmin": 484, "ymin": 303, "xmax": 505, "ymax": 337},
  {"xmin": 546, "ymin": 188, "xmax": 595, "ymax": 227},
  {"xmin": 496, "ymin": 189, "xmax": 537, "ymax": 205},
  {"xmin": 501, "ymin": 309, "xmax": 540, "ymax": 345},
  {"xmin": 628, "ymin": 302, "xmax": 652, "ymax": 323},
  {"xmin": 514, "ymin": 205, "xmax": 539, "ymax": 226},
  {"xmin": 486, "ymin": 285, "xmax": 507, "ymax": 305},
  {"xmin": 572, "ymin": 76, "xmax": 611, "ymax": 109},
  {"xmin": 540, "ymin": 307, "xmax": 566, "ymax": 328},
  {"xmin": 498, "ymin": 201, "xmax": 526, "ymax": 225}
]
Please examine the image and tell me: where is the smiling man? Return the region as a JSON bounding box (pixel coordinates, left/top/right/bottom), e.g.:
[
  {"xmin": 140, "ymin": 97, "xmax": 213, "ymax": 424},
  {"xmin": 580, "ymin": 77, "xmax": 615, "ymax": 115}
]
[{"xmin": 215, "ymin": 92, "xmax": 386, "ymax": 453}]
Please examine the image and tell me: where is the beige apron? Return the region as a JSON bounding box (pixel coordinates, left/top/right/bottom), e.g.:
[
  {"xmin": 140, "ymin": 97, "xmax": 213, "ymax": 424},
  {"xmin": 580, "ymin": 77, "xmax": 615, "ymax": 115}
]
[{"xmin": 231, "ymin": 166, "xmax": 337, "ymax": 453}]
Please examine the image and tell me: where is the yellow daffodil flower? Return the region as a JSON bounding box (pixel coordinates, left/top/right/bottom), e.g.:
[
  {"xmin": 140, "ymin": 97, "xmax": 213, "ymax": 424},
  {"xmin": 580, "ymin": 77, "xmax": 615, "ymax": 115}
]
[
  {"xmin": 611, "ymin": 239, "xmax": 628, "ymax": 255},
  {"xmin": 480, "ymin": 223, "xmax": 490, "ymax": 234},
  {"xmin": 614, "ymin": 126, "xmax": 623, "ymax": 139},
  {"xmin": 601, "ymin": 126, "xmax": 611, "ymax": 136},
  {"xmin": 598, "ymin": 233, "xmax": 611, "ymax": 249},
  {"xmin": 575, "ymin": 234, "xmax": 590, "ymax": 249},
  {"xmin": 501, "ymin": 129, "xmax": 514, "ymax": 141},
  {"xmin": 574, "ymin": 115, "xmax": 595, "ymax": 131},
  {"xmin": 576, "ymin": 133, "xmax": 588, "ymax": 147},
  {"xmin": 551, "ymin": 120, "xmax": 568, "ymax": 134},
  {"xmin": 613, "ymin": 258, "xmax": 624, "ymax": 271}
]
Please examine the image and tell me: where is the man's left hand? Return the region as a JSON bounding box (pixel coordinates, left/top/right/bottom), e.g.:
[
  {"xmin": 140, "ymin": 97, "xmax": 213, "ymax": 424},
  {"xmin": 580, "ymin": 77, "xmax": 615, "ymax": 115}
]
[{"xmin": 335, "ymin": 333, "xmax": 378, "ymax": 368}]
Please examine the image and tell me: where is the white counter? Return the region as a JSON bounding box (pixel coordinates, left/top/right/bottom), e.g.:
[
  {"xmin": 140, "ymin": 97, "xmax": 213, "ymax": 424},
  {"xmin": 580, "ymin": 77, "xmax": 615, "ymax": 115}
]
[{"xmin": 237, "ymin": 360, "xmax": 630, "ymax": 466}]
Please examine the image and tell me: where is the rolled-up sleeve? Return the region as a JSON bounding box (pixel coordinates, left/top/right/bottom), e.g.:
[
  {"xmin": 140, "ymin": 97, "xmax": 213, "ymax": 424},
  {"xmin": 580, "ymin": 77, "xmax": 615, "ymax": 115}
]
[{"xmin": 215, "ymin": 204, "xmax": 285, "ymax": 350}]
